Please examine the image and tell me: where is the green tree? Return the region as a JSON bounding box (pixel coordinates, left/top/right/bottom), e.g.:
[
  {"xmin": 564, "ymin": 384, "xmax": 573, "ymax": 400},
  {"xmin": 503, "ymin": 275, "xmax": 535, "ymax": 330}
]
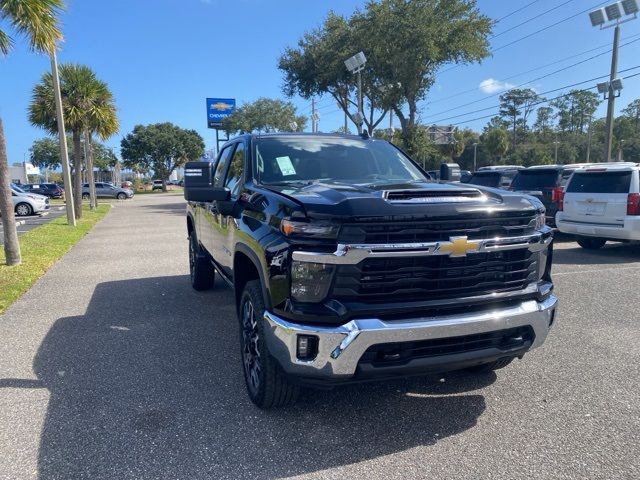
[
  {"xmin": 552, "ymin": 90, "xmax": 600, "ymax": 134},
  {"xmin": 481, "ymin": 128, "xmax": 509, "ymax": 164},
  {"xmin": 29, "ymin": 64, "xmax": 117, "ymax": 216},
  {"xmin": 499, "ymin": 88, "xmax": 539, "ymax": 146},
  {"xmin": 622, "ymin": 99, "xmax": 640, "ymax": 134},
  {"xmin": 30, "ymin": 137, "xmax": 63, "ymax": 169},
  {"xmin": 533, "ymin": 106, "xmax": 554, "ymax": 133},
  {"xmin": 222, "ymin": 98, "xmax": 306, "ymax": 135},
  {"xmin": 0, "ymin": 0, "xmax": 64, "ymax": 266},
  {"xmin": 121, "ymin": 123, "xmax": 204, "ymax": 191},
  {"xmin": 280, "ymin": 0, "xmax": 492, "ymax": 149}
]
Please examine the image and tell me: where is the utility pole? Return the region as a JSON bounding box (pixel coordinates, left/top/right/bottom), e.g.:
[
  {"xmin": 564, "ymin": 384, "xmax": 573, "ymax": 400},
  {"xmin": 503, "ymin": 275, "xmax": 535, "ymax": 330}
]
[
  {"xmin": 389, "ymin": 110, "xmax": 393, "ymax": 132},
  {"xmin": 344, "ymin": 111, "xmax": 348, "ymax": 134},
  {"xmin": 554, "ymin": 141, "xmax": 560, "ymax": 164},
  {"xmin": 473, "ymin": 143, "xmax": 478, "ymax": 172},
  {"xmin": 604, "ymin": 24, "xmax": 620, "ymax": 162},
  {"xmin": 311, "ymin": 98, "xmax": 316, "ymax": 133},
  {"xmin": 50, "ymin": 49, "xmax": 76, "ymax": 226},
  {"xmin": 357, "ymin": 70, "xmax": 363, "ymax": 135}
]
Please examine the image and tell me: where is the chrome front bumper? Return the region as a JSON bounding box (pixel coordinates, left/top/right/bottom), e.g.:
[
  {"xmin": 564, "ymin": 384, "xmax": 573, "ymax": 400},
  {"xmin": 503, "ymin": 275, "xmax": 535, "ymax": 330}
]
[{"xmin": 263, "ymin": 295, "xmax": 558, "ymax": 380}]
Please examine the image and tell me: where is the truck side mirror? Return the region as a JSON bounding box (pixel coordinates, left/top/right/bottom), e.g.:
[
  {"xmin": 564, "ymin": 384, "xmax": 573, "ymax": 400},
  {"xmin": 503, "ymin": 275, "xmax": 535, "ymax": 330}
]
[
  {"xmin": 183, "ymin": 161, "xmax": 231, "ymax": 202},
  {"xmin": 440, "ymin": 163, "xmax": 461, "ymax": 182}
]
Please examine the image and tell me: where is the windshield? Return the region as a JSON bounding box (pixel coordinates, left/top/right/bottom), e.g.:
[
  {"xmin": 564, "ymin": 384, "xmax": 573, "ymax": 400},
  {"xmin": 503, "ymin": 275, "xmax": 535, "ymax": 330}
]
[
  {"xmin": 511, "ymin": 170, "xmax": 559, "ymax": 190},
  {"xmin": 253, "ymin": 137, "xmax": 426, "ymax": 186},
  {"xmin": 566, "ymin": 171, "xmax": 632, "ymax": 194},
  {"xmin": 11, "ymin": 183, "xmax": 26, "ymax": 194}
]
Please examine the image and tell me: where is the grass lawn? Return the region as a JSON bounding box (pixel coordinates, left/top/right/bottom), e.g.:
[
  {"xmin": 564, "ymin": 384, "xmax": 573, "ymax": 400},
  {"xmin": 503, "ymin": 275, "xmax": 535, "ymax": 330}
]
[{"xmin": 0, "ymin": 205, "xmax": 111, "ymax": 315}]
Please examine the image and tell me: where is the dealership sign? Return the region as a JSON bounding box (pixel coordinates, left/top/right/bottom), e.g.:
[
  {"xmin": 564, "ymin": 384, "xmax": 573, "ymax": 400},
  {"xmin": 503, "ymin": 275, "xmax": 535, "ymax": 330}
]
[{"xmin": 206, "ymin": 98, "xmax": 236, "ymax": 129}]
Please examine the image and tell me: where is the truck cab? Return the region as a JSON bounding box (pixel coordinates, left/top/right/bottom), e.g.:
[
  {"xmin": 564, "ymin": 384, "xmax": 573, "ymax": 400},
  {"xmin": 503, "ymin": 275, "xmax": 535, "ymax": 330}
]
[{"xmin": 184, "ymin": 133, "xmax": 557, "ymax": 409}]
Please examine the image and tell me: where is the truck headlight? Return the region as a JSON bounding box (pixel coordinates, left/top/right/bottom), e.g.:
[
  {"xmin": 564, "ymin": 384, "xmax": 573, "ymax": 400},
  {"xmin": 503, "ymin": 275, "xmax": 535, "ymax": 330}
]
[
  {"xmin": 290, "ymin": 261, "xmax": 334, "ymax": 303},
  {"xmin": 534, "ymin": 211, "xmax": 546, "ymax": 230},
  {"xmin": 281, "ymin": 220, "xmax": 339, "ymax": 239}
]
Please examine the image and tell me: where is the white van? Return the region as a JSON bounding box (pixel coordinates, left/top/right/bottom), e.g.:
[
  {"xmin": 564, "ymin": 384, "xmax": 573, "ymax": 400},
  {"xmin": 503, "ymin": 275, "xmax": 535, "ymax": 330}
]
[{"xmin": 556, "ymin": 163, "xmax": 640, "ymax": 249}]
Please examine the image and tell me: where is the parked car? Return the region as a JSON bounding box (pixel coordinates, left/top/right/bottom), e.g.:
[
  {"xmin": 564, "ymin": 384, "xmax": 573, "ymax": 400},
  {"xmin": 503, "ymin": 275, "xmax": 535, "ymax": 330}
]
[
  {"xmin": 478, "ymin": 165, "xmax": 522, "ymax": 171},
  {"xmin": 465, "ymin": 168, "xmax": 522, "ymax": 189},
  {"xmin": 82, "ymin": 182, "xmax": 133, "ymax": 200},
  {"xmin": 10, "ymin": 183, "xmax": 50, "ymax": 216},
  {"xmin": 121, "ymin": 181, "xmax": 133, "ymax": 189},
  {"xmin": 510, "ymin": 165, "xmax": 567, "ymax": 226},
  {"xmin": 460, "ymin": 170, "xmax": 472, "ymax": 183},
  {"xmin": 152, "ymin": 180, "xmax": 164, "ymax": 190},
  {"xmin": 22, "ymin": 183, "xmax": 64, "ymax": 199},
  {"xmin": 184, "ymin": 133, "xmax": 556, "ymax": 408},
  {"xmin": 556, "ymin": 162, "xmax": 640, "ymax": 249}
]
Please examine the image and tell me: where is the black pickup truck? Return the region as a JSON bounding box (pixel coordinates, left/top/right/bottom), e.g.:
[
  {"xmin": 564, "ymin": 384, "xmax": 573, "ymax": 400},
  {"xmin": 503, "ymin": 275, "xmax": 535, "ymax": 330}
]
[{"xmin": 184, "ymin": 133, "xmax": 557, "ymax": 408}]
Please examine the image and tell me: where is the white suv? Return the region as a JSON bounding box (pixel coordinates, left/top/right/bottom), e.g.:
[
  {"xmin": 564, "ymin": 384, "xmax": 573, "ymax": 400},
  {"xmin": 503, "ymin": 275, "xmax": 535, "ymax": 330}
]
[{"xmin": 556, "ymin": 163, "xmax": 640, "ymax": 249}]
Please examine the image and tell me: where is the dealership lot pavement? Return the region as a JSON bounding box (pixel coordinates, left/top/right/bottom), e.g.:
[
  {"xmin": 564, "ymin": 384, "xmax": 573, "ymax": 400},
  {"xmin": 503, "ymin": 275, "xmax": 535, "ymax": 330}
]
[{"xmin": 1, "ymin": 194, "xmax": 639, "ymax": 480}]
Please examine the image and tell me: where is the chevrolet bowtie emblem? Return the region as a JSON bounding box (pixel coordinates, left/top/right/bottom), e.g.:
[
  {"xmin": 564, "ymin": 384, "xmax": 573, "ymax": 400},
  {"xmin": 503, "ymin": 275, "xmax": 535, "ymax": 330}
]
[{"xmin": 438, "ymin": 236, "xmax": 481, "ymax": 257}]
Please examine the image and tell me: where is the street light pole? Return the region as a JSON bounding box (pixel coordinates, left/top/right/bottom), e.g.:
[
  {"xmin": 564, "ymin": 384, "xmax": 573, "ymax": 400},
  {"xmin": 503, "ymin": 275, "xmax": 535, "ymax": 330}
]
[
  {"xmin": 586, "ymin": 115, "xmax": 593, "ymax": 162},
  {"xmin": 50, "ymin": 49, "xmax": 76, "ymax": 226},
  {"xmin": 357, "ymin": 70, "xmax": 363, "ymax": 135},
  {"xmin": 554, "ymin": 141, "xmax": 559, "ymax": 164},
  {"xmin": 604, "ymin": 24, "xmax": 620, "ymax": 162},
  {"xmin": 472, "ymin": 142, "xmax": 478, "ymax": 172}
]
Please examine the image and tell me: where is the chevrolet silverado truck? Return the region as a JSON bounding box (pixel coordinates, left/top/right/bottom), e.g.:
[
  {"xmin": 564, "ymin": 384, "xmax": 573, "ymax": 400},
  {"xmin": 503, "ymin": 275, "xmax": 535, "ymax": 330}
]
[{"xmin": 184, "ymin": 133, "xmax": 557, "ymax": 409}]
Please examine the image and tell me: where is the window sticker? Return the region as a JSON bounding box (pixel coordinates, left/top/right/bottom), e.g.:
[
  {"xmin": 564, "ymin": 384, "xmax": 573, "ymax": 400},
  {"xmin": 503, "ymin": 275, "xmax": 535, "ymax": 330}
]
[{"xmin": 276, "ymin": 156, "xmax": 296, "ymax": 176}]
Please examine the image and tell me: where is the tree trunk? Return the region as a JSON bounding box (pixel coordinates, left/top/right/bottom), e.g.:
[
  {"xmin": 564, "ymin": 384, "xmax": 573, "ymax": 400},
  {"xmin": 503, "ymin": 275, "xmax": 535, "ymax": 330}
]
[
  {"xmin": 83, "ymin": 130, "xmax": 98, "ymax": 210},
  {"xmin": 72, "ymin": 130, "xmax": 83, "ymax": 219},
  {"xmin": 0, "ymin": 118, "xmax": 21, "ymax": 266}
]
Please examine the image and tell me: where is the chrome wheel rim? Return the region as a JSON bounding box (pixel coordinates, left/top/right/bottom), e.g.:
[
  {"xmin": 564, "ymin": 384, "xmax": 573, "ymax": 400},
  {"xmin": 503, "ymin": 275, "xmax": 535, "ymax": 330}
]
[{"xmin": 242, "ymin": 299, "xmax": 261, "ymax": 395}]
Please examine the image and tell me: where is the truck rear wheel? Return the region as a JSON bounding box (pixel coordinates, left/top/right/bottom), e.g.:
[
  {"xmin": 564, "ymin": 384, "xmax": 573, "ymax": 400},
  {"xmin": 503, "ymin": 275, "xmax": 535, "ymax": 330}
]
[
  {"xmin": 466, "ymin": 357, "xmax": 514, "ymax": 374},
  {"xmin": 239, "ymin": 280, "xmax": 299, "ymax": 409},
  {"xmin": 577, "ymin": 237, "xmax": 606, "ymax": 250},
  {"xmin": 189, "ymin": 232, "xmax": 215, "ymax": 291}
]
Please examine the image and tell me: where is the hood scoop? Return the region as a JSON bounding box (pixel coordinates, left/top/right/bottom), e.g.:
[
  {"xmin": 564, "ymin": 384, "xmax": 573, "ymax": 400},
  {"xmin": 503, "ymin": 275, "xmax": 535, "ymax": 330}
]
[{"xmin": 383, "ymin": 188, "xmax": 485, "ymax": 204}]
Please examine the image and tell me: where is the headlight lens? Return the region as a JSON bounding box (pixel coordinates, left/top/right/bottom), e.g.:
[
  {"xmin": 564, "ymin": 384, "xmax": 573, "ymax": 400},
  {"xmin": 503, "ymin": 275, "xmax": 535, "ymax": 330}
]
[
  {"xmin": 290, "ymin": 261, "xmax": 334, "ymax": 303},
  {"xmin": 281, "ymin": 220, "xmax": 339, "ymax": 239},
  {"xmin": 534, "ymin": 211, "xmax": 546, "ymax": 230}
]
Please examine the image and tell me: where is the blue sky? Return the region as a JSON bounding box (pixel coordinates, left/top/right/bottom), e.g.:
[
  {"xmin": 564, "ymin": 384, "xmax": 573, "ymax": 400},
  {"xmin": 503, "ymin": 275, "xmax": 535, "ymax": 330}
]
[{"xmin": 1, "ymin": 0, "xmax": 640, "ymax": 163}]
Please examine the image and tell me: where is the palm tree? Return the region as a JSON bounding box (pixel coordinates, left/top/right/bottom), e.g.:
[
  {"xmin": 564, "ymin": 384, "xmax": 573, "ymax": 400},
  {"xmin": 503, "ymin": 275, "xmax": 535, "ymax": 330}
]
[
  {"xmin": 29, "ymin": 64, "xmax": 117, "ymax": 217},
  {"xmin": 0, "ymin": 0, "xmax": 63, "ymax": 266}
]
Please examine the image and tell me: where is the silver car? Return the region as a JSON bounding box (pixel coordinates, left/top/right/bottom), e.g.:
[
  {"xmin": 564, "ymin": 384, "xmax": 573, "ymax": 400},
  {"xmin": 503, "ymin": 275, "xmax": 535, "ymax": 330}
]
[
  {"xmin": 82, "ymin": 182, "xmax": 134, "ymax": 200},
  {"xmin": 10, "ymin": 183, "xmax": 50, "ymax": 216}
]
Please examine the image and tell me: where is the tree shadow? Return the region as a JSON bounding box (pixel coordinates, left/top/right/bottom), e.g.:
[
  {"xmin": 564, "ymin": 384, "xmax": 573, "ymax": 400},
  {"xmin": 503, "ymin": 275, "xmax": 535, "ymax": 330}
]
[{"xmin": 31, "ymin": 275, "xmax": 490, "ymax": 479}]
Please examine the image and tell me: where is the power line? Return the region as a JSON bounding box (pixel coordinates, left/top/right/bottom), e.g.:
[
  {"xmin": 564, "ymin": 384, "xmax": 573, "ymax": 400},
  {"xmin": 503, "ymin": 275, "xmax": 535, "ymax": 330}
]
[
  {"xmin": 491, "ymin": 0, "xmax": 608, "ymax": 53},
  {"xmin": 428, "ymin": 67, "xmax": 640, "ymax": 126},
  {"xmin": 428, "ymin": 32, "xmax": 640, "ymax": 107},
  {"xmin": 494, "ymin": 0, "xmax": 544, "ymax": 24},
  {"xmin": 423, "ymin": 37, "xmax": 640, "ymax": 121},
  {"xmin": 437, "ymin": 0, "xmax": 608, "ymax": 76},
  {"xmin": 489, "ymin": 0, "xmax": 577, "ymax": 40}
]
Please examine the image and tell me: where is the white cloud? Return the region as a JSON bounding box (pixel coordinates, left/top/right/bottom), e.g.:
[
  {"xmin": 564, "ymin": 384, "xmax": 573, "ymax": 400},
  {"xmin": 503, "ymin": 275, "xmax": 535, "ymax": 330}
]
[{"xmin": 478, "ymin": 78, "xmax": 515, "ymax": 94}]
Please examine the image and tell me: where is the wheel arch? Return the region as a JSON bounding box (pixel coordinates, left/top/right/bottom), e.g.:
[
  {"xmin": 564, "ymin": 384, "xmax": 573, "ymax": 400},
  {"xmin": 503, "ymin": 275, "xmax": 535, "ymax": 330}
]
[{"xmin": 233, "ymin": 244, "xmax": 271, "ymax": 312}]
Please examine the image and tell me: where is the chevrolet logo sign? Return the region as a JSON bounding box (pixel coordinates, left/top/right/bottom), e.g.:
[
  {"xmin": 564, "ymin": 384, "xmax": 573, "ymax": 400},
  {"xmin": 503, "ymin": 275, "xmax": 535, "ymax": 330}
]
[
  {"xmin": 210, "ymin": 102, "xmax": 233, "ymax": 111},
  {"xmin": 437, "ymin": 236, "xmax": 481, "ymax": 257}
]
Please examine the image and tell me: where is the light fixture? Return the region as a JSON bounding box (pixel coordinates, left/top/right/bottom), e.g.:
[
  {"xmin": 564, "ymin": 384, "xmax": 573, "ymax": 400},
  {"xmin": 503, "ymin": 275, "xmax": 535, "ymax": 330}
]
[
  {"xmin": 622, "ymin": 0, "xmax": 639, "ymax": 14},
  {"xmin": 344, "ymin": 51, "xmax": 367, "ymax": 73},
  {"xmin": 590, "ymin": 8, "xmax": 606, "ymax": 26},
  {"xmin": 605, "ymin": 2, "xmax": 623, "ymax": 20},
  {"xmin": 611, "ymin": 77, "xmax": 624, "ymax": 91},
  {"xmin": 597, "ymin": 81, "xmax": 609, "ymax": 93}
]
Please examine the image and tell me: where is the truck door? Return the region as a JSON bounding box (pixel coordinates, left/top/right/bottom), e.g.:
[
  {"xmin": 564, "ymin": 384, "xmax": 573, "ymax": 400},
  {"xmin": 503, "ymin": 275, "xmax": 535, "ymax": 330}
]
[
  {"xmin": 203, "ymin": 144, "xmax": 236, "ymax": 263},
  {"xmin": 215, "ymin": 141, "xmax": 246, "ymax": 278}
]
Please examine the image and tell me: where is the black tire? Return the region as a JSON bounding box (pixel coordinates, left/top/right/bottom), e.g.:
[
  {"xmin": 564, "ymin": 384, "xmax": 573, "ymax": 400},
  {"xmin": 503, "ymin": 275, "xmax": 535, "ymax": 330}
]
[
  {"xmin": 239, "ymin": 280, "xmax": 300, "ymax": 409},
  {"xmin": 117, "ymin": 192, "xmax": 127, "ymax": 200},
  {"xmin": 189, "ymin": 232, "xmax": 215, "ymax": 291},
  {"xmin": 577, "ymin": 237, "xmax": 606, "ymax": 250},
  {"xmin": 82, "ymin": 193, "xmax": 90, "ymax": 200},
  {"xmin": 15, "ymin": 202, "xmax": 33, "ymax": 217},
  {"xmin": 466, "ymin": 357, "xmax": 514, "ymax": 374}
]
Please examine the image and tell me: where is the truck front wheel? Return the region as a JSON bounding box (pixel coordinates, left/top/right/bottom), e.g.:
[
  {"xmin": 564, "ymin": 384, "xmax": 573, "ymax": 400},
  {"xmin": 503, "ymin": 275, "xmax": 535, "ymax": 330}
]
[
  {"xmin": 239, "ymin": 280, "xmax": 300, "ymax": 408},
  {"xmin": 576, "ymin": 237, "xmax": 606, "ymax": 250},
  {"xmin": 466, "ymin": 357, "xmax": 514, "ymax": 374},
  {"xmin": 189, "ymin": 232, "xmax": 215, "ymax": 291}
]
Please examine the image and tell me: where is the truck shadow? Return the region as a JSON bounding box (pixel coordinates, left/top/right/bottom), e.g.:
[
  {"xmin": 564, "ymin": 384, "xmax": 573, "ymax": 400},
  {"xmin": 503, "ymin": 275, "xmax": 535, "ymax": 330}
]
[
  {"xmin": 553, "ymin": 242, "xmax": 640, "ymax": 265},
  {"xmin": 33, "ymin": 275, "xmax": 489, "ymax": 479}
]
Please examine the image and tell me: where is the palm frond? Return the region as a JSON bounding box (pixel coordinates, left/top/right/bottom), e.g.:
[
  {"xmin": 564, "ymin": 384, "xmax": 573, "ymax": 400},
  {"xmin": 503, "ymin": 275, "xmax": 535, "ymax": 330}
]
[
  {"xmin": 0, "ymin": 28, "xmax": 14, "ymax": 55},
  {"xmin": 0, "ymin": 0, "xmax": 64, "ymax": 53}
]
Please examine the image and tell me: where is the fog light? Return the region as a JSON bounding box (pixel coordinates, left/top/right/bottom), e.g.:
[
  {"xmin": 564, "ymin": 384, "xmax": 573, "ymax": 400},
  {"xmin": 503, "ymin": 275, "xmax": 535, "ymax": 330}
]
[{"xmin": 297, "ymin": 335, "xmax": 318, "ymax": 360}]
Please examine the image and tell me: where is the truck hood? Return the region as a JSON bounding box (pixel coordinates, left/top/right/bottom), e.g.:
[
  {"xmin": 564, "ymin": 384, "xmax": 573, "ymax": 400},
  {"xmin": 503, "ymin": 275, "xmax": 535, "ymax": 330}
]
[{"xmin": 264, "ymin": 181, "xmax": 538, "ymax": 219}]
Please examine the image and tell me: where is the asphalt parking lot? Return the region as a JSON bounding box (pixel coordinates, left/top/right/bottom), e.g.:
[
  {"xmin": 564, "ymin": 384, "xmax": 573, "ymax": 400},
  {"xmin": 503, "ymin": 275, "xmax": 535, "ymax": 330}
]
[
  {"xmin": 0, "ymin": 206, "xmax": 66, "ymax": 244},
  {"xmin": 1, "ymin": 194, "xmax": 639, "ymax": 480}
]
